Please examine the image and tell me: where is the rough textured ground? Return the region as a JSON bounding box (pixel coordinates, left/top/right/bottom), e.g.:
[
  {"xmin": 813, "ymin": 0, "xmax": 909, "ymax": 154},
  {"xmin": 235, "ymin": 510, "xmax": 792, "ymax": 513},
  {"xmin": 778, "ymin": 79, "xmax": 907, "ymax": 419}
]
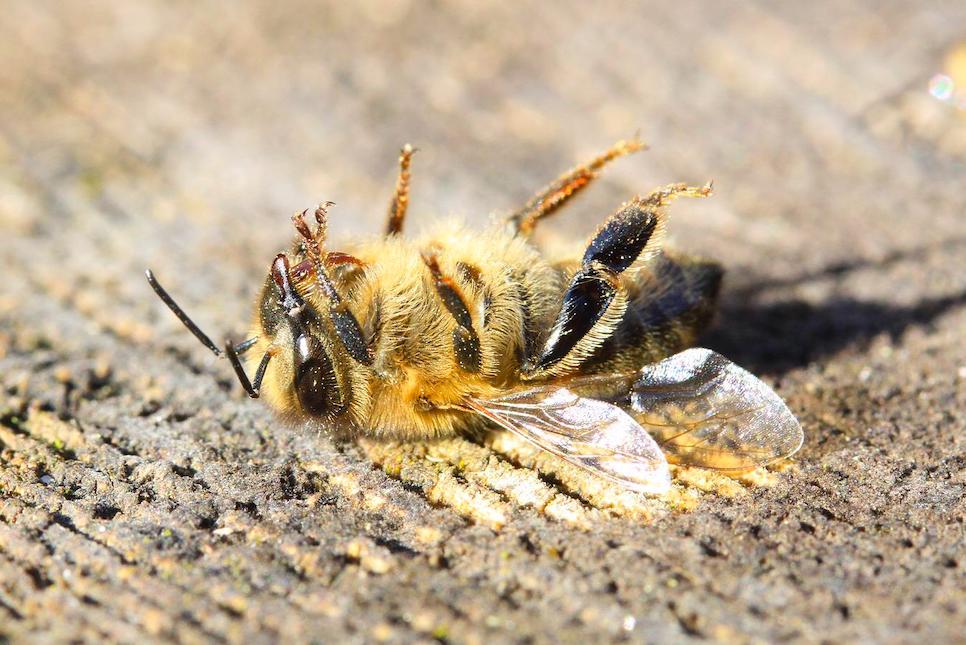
[{"xmin": 1, "ymin": 2, "xmax": 964, "ymax": 643}]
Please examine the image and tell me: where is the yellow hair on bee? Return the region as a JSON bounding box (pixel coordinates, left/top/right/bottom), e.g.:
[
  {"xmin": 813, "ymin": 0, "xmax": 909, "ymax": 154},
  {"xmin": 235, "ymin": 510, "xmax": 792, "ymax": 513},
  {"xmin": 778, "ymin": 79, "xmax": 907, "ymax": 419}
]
[
  {"xmin": 149, "ymin": 140, "xmax": 806, "ymax": 500},
  {"xmin": 245, "ymin": 211, "xmax": 721, "ymax": 442},
  {"xmin": 248, "ymin": 220, "xmax": 564, "ymax": 441}
]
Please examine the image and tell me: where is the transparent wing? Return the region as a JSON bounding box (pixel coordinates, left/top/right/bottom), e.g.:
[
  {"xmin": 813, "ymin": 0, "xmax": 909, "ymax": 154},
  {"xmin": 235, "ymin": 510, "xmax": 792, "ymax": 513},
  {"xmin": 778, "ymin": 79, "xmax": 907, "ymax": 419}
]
[
  {"xmin": 624, "ymin": 348, "xmax": 803, "ymax": 471},
  {"xmin": 465, "ymin": 387, "xmax": 671, "ymax": 495}
]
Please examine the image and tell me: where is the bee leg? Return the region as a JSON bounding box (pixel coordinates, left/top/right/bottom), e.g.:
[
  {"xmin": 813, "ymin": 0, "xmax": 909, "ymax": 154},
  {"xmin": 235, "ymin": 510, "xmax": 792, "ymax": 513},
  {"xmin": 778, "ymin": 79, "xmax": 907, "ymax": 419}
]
[
  {"xmin": 525, "ymin": 183, "xmax": 713, "ymax": 377},
  {"xmin": 639, "ymin": 181, "xmax": 713, "ymax": 208},
  {"xmin": 315, "ymin": 268, "xmax": 375, "ymax": 365},
  {"xmin": 385, "ymin": 144, "xmax": 416, "ymax": 236},
  {"xmin": 325, "ymin": 251, "xmax": 366, "ymax": 268},
  {"xmin": 523, "ymin": 263, "xmax": 628, "ymax": 377},
  {"xmin": 525, "ymin": 182, "xmax": 708, "ymax": 377},
  {"xmin": 508, "ymin": 136, "xmax": 646, "ymax": 237},
  {"xmin": 422, "ymin": 252, "xmax": 482, "ymax": 372},
  {"xmin": 292, "ymin": 202, "xmax": 334, "ymax": 250},
  {"xmin": 289, "ymin": 216, "xmax": 375, "ymax": 366},
  {"xmin": 290, "ymin": 206, "xmax": 365, "ymax": 288},
  {"xmin": 579, "ymin": 181, "xmax": 712, "ymax": 276}
]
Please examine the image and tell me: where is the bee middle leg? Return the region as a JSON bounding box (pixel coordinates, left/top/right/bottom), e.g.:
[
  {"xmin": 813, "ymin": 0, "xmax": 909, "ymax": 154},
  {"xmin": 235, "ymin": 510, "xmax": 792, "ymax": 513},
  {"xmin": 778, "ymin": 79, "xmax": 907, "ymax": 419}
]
[
  {"xmin": 508, "ymin": 136, "xmax": 646, "ymax": 237},
  {"xmin": 422, "ymin": 252, "xmax": 483, "ymax": 373}
]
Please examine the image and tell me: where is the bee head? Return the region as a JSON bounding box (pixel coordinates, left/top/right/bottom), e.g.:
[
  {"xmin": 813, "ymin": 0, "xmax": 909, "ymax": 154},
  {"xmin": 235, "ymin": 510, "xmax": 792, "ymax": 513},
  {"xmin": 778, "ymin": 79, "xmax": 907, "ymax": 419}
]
[{"xmin": 256, "ymin": 254, "xmax": 348, "ymax": 419}]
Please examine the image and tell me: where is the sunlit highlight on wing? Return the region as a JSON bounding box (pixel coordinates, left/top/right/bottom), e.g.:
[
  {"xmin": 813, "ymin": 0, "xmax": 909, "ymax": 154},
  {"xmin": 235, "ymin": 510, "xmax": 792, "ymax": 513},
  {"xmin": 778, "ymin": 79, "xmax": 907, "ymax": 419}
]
[
  {"xmin": 466, "ymin": 387, "xmax": 671, "ymax": 495},
  {"xmin": 627, "ymin": 348, "xmax": 803, "ymax": 471}
]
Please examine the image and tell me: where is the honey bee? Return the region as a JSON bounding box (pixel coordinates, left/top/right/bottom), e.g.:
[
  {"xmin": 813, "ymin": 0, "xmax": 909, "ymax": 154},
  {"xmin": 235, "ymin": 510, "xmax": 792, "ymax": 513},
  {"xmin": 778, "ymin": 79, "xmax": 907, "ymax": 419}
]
[{"xmin": 147, "ymin": 138, "xmax": 803, "ymax": 495}]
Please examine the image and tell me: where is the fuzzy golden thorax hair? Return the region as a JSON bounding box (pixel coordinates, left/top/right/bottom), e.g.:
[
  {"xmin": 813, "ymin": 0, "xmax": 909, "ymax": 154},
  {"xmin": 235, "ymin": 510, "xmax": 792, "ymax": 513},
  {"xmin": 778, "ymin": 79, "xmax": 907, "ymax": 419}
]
[{"xmin": 246, "ymin": 219, "xmax": 720, "ymax": 441}]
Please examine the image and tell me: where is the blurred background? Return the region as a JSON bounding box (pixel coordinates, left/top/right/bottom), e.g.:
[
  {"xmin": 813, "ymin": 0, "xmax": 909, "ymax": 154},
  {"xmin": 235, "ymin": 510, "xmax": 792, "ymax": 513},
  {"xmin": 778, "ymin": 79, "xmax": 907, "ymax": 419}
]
[{"xmin": 1, "ymin": 1, "xmax": 964, "ymax": 642}]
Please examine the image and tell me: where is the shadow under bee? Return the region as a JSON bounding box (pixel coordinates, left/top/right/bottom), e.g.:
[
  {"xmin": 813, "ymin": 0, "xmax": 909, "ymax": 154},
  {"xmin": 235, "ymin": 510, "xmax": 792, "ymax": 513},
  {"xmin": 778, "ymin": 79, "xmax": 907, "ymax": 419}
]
[{"xmin": 706, "ymin": 240, "xmax": 966, "ymax": 376}]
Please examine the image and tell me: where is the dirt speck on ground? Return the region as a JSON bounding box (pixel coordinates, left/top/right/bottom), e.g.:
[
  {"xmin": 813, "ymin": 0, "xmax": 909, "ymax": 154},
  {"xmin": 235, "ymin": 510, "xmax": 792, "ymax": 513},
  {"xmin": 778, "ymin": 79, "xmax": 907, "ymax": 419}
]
[{"xmin": 0, "ymin": 2, "xmax": 964, "ymax": 643}]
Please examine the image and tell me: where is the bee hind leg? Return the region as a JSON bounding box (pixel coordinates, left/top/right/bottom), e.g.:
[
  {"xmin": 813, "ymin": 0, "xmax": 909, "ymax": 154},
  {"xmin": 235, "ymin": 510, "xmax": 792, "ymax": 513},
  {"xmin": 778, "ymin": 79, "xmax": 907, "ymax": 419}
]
[
  {"xmin": 523, "ymin": 184, "xmax": 711, "ymax": 378},
  {"xmin": 508, "ymin": 136, "xmax": 646, "ymax": 237}
]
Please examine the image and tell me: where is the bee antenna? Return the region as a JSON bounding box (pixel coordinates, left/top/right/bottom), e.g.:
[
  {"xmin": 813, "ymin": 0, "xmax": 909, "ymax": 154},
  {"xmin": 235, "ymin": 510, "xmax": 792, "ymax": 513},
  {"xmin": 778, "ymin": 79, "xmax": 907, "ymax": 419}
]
[
  {"xmin": 145, "ymin": 269, "xmax": 223, "ymax": 357},
  {"xmin": 225, "ymin": 340, "xmax": 271, "ymax": 398}
]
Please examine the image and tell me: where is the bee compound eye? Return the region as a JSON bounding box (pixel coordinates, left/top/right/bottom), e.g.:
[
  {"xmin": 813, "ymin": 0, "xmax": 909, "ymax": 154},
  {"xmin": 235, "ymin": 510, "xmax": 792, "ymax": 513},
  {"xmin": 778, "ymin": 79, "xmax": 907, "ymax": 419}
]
[{"xmin": 295, "ymin": 357, "xmax": 343, "ymax": 417}]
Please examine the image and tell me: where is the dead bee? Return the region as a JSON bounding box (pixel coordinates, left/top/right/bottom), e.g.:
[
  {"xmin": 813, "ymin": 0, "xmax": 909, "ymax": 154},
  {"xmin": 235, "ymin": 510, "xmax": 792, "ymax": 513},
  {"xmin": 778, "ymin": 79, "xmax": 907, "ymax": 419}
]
[{"xmin": 147, "ymin": 138, "xmax": 803, "ymax": 495}]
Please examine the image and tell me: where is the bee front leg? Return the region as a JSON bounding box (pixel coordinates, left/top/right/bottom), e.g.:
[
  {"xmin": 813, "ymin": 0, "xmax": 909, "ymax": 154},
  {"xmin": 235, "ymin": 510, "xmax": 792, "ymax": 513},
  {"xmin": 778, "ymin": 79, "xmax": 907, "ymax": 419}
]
[
  {"xmin": 291, "ymin": 211, "xmax": 375, "ymax": 366},
  {"xmin": 385, "ymin": 144, "xmax": 416, "ymax": 236},
  {"xmin": 508, "ymin": 136, "xmax": 646, "ymax": 237}
]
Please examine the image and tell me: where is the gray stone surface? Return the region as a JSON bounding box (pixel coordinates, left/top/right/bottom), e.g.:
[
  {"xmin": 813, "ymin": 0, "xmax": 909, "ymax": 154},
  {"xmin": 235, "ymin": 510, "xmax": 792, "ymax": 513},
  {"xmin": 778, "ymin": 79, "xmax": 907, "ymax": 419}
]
[{"xmin": 0, "ymin": 1, "xmax": 964, "ymax": 643}]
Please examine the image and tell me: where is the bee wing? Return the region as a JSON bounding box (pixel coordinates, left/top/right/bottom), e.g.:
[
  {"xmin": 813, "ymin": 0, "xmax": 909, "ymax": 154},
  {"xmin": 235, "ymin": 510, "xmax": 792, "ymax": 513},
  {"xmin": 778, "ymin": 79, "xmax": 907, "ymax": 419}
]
[
  {"xmin": 465, "ymin": 387, "xmax": 671, "ymax": 495},
  {"xmin": 624, "ymin": 348, "xmax": 804, "ymax": 471}
]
